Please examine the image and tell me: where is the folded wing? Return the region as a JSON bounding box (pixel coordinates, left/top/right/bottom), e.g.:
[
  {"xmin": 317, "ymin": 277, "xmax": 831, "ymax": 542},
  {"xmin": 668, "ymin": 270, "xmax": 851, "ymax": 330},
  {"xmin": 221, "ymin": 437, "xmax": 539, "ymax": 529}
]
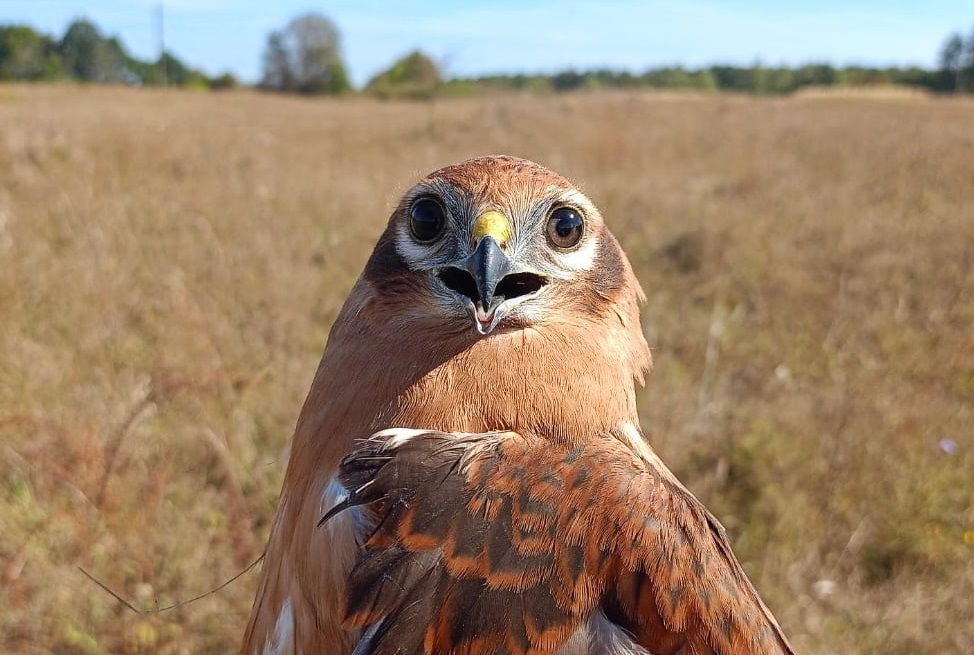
[{"xmin": 322, "ymin": 429, "xmax": 794, "ymax": 655}]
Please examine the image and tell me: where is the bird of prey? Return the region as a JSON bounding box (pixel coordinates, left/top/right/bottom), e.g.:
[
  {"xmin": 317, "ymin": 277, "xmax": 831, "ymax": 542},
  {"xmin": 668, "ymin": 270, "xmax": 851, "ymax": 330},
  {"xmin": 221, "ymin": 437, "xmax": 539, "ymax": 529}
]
[{"xmin": 242, "ymin": 155, "xmax": 795, "ymax": 655}]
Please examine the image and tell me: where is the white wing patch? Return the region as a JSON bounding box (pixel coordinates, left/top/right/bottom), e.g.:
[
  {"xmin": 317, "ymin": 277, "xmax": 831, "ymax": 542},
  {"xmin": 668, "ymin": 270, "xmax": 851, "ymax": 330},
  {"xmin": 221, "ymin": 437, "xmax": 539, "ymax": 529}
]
[
  {"xmin": 370, "ymin": 427, "xmax": 431, "ymax": 448},
  {"xmin": 261, "ymin": 598, "xmax": 293, "ymax": 655}
]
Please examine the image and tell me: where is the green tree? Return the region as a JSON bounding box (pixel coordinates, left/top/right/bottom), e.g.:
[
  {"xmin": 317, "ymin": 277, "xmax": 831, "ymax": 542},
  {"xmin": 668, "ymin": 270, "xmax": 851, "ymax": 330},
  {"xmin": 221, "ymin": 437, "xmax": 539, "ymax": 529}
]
[
  {"xmin": 642, "ymin": 67, "xmax": 715, "ymax": 90},
  {"xmin": 839, "ymin": 66, "xmax": 891, "ymax": 86},
  {"xmin": 0, "ymin": 25, "xmax": 63, "ymax": 80},
  {"xmin": 262, "ymin": 32, "xmax": 293, "ymax": 91},
  {"xmin": 158, "ymin": 52, "xmax": 190, "ymax": 85},
  {"xmin": 551, "ymin": 70, "xmax": 586, "ymax": 91},
  {"xmin": 709, "ymin": 65, "xmax": 752, "ymax": 91},
  {"xmin": 58, "ymin": 18, "xmax": 129, "ymax": 82},
  {"xmin": 940, "ymin": 33, "xmax": 965, "ymax": 92},
  {"xmin": 209, "ymin": 72, "xmax": 239, "ymax": 90},
  {"xmin": 365, "ymin": 50, "xmax": 442, "ymax": 99},
  {"xmin": 261, "ymin": 13, "xmax": 350, "ymax": 94},
  {"xmin": 117, "ymin": 49, "xmax": 206, "ymax": 87},
  {"xmin": 964, "ymin": 24, "xmax": 974, "ymax": 92},
  {"xmin": 793, "ymin": 64, "xmax": 836, "ymax": 88}
]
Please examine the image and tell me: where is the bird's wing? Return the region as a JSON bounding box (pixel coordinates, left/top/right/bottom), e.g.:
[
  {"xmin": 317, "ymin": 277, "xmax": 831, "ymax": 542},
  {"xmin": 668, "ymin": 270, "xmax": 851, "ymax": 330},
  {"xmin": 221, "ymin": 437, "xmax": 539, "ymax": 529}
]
[{"xmin": 322, "ymin": 428, "xmax": 795, "ymax": 655}]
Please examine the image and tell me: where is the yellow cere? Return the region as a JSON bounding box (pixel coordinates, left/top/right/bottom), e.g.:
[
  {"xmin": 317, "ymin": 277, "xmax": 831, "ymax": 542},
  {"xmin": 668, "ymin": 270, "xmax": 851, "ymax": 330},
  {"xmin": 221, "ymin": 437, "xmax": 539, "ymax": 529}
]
[{"xmin": 471, "ymin": 210, "xmax": 513, "ymax": 248}]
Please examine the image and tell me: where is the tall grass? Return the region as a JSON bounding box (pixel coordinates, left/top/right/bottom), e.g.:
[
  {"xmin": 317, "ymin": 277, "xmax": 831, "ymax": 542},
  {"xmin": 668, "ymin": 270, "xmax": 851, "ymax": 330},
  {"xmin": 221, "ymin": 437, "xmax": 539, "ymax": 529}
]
[{"xmin": 0, "ymin": 85, "xmax": 971, "ymax": 654}]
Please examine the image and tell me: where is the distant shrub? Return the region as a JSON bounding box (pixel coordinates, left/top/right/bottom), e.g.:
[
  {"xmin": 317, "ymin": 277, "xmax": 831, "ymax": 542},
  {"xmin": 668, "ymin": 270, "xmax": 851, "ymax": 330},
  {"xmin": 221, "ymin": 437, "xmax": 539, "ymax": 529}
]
[
  {"xmin": 365, "ymin": 50, "xmax": 442, "ymax": 100},
  {"xmin": 209, "ymin": 72, "xmax": 239, "ymax": 90}
]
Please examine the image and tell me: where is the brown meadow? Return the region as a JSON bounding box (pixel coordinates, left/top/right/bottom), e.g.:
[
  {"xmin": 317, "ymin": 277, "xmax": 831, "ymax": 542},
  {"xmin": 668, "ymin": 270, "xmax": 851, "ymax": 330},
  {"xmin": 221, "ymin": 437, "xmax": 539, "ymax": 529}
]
[{"xmin": 0, "ymin": 85, "xmax": 972, "ymax": 654}]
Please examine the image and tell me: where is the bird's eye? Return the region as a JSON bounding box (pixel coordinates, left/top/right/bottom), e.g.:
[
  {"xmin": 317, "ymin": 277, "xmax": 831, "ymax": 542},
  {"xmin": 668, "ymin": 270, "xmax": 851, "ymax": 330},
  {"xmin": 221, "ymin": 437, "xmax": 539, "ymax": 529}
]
[
  {"xmin": 545, "ymin": 207, "xmax": 584, "ymax": 250},
  {"xmin": 409, "ymin": 197, "xmax": 446, "ymax": 243}
]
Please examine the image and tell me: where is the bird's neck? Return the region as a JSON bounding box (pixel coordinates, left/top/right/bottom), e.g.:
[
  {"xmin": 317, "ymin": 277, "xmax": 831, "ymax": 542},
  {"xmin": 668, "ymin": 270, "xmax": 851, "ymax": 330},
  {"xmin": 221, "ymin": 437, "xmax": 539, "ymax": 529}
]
[
  {"xmin": 392, "ymin": 324, "xmax": 642, "ymax": 439},
  {"xmin": 287, "ymin": 295, "xmax": 645, "ymax": 483}
]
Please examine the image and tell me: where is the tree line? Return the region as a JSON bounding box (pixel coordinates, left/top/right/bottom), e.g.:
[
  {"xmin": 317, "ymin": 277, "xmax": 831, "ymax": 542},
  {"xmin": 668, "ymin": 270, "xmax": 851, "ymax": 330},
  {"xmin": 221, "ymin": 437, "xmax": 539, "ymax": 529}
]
[
  {"xmin": 448, "ymin": 64, "xmax": 952, "ymax": 95},
  {"xmin": 2, "ymin": 14, "xmax": 974, "ymax": 96},
  {"xmin": 0, "ymin": 19, "xmax": 234, "ymax": 89},
  {"xmin": 447, "ymin": 22, "xmax": 974, "ymax": 96}
]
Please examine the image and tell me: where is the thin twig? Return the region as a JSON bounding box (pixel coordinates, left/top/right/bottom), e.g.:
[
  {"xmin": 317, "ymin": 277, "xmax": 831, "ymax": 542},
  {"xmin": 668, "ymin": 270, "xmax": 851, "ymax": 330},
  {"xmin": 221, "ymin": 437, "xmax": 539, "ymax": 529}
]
[{"xmin": 78, "ymin": 555, "xmax": 262, "ymax": 615}]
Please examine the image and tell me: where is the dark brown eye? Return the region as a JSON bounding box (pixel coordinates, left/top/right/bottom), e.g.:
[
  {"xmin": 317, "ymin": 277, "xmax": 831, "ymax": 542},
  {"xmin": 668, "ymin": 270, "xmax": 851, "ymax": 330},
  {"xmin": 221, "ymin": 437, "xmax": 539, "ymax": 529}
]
[
  {"xmin": 546, "ymin": 207, "xmax": 584, "ymax": 249},
  {"xmin": 409, "ymin": 197, "xmax": 446, "ymax": 243}
]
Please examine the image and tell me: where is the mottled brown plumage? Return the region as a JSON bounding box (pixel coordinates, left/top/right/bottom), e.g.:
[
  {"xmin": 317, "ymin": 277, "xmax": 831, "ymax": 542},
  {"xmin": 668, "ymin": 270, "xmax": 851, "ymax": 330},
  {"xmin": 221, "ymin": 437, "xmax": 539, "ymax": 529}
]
[
  {"xmin": 242, "ymin": 156, "xmax": 794, "ymax": 655},
  {"xmin": 326, "ymin": 430, "xmax": 793, "ymax": 655}
]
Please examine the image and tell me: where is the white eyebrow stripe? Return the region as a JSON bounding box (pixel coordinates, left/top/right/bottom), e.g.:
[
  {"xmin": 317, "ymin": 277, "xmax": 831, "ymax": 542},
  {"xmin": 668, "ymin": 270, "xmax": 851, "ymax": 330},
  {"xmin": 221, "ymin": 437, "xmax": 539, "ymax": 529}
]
[{"xmin": 558, "ymin": 188, "xmax": 593, "ymax": 206}]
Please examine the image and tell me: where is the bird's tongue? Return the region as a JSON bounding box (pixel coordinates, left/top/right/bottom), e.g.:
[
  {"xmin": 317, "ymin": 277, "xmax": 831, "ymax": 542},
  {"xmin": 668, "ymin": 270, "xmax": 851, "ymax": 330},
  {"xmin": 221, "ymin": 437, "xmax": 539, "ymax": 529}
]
[{"xmin": 475, "ymin": 307, "xmax": 495, "ymax": 329}]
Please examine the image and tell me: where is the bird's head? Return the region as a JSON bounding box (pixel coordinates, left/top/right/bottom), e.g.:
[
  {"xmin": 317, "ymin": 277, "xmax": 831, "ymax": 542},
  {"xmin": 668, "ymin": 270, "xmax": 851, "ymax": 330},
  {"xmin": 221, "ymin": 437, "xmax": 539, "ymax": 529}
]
[{"xmin": 363, "ymin": 155, "xmax": 647, "ymax": 350}]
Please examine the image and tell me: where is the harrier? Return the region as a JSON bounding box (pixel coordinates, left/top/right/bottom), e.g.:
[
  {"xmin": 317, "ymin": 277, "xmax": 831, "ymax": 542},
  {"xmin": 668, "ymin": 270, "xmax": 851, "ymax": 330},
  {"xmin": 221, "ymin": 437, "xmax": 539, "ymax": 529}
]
[{"xmin": 243, "ymin": 156, "xmax": 795, "ymax": 655}]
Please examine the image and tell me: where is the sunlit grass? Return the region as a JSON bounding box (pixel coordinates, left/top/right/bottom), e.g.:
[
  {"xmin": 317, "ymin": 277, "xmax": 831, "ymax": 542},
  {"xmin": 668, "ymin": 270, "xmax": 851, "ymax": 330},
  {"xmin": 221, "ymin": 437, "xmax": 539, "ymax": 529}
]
[{"xmin": 0, "ymin": 85, "xmax": 971, "ymax": 654}]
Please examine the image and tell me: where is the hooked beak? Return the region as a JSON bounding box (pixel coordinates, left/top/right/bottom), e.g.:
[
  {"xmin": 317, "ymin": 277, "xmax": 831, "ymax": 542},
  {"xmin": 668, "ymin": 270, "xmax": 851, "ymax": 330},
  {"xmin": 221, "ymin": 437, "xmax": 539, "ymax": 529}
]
[
  {"xmin": 466, "ymin": 236, "xmax": 512, "ymax": 314},
  {"xmin": 438, "ymin": 236, "xmax": 548, "ymax": 335}
]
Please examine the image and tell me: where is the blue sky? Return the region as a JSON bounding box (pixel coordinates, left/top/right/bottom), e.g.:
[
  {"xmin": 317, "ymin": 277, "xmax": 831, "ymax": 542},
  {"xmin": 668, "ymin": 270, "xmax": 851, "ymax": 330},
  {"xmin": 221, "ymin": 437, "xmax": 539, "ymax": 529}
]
[{"xmin": 2, "ymin": 1, "xmax": 970, "ymax": 85}]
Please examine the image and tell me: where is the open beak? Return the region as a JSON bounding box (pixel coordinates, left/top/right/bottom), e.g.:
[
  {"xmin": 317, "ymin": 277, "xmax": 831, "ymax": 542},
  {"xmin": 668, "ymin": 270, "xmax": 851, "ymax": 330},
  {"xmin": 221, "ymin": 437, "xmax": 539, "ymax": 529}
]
[{"xmin": 437, "ymin": 212, "xmax": 548, "ymax": 335}]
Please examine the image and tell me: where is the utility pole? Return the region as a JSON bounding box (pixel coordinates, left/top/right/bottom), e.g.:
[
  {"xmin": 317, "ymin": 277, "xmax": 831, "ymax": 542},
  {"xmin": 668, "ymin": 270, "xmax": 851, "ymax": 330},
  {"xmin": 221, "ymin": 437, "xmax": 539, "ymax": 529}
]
[{"xmin": 157, "ymin": 2, "xmax": 167, "ymax": 86}]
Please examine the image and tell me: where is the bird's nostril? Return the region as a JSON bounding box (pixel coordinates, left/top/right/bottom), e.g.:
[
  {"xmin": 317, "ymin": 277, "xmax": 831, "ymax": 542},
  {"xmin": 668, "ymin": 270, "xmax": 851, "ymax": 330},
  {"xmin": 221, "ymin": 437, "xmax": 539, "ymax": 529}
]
[
  {"xmin": 494, "ymin": 272, "xmax": 547, "ymax": 300},
  {"xmin": 438, "ymin": 267, "xmax": 481, "ymax": 303}
]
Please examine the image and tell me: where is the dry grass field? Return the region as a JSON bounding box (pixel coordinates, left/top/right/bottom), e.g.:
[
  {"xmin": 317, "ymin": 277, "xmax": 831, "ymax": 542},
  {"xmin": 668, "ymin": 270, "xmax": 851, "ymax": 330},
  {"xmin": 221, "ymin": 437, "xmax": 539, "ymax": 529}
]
[{"xmin": 0, "ymin": 84, "xmax": 972, "ymax": 654}]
